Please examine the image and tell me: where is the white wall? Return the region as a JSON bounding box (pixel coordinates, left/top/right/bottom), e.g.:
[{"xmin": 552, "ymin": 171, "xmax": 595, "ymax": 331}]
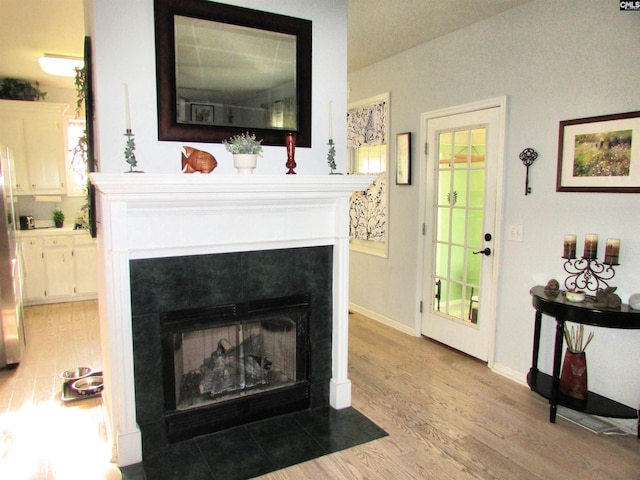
[
  {"xmin": 86, "ymin": 0, "xmax": 347, "ymax": 174},
  {"xmin": 349, "ymin": 0, "xmax": 640, "ymax": 408}
]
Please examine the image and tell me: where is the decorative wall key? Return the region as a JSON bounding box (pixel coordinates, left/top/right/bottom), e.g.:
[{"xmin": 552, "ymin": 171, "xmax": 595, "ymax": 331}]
[{"xmin": 519, "ymin": 148, "xmax": 538, "ymax": 195}]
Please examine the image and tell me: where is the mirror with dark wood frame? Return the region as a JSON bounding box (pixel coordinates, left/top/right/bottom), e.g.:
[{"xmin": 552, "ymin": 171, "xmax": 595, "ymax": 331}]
[{"xmin": 154, "ymin": 0, "xmax": 312, "ymax": 147}]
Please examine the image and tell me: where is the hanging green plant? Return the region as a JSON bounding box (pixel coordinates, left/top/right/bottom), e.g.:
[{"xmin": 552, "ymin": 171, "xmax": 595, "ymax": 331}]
[
  {"xmin": 0, "ymin": 78, "xmax": 46, "ymax": 101},
  {"xmin": 73, "ymin": 66, "xmax": 90, "ymax": 229},
  {"xmin": 74, "ymin": 67, "xmax": 86, "ymax": 117}
]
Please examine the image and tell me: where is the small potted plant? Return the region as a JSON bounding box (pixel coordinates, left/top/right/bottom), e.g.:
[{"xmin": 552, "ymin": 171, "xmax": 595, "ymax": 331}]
[
  {"xmin": 223, "ymin": 131, "xmax": 263, "ymax": 174},
  {"xmin": 53, "ymin": 209, "xmax": 65, "ymax": 228}
]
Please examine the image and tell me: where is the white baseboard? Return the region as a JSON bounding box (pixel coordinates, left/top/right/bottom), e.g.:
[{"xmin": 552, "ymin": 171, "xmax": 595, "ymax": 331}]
[
  {"xmin": 349, "ymin": 303, "xmax": 418, "ymax": 337},
  {"xmin": 491, "ymin": 362, "xmax": 528, "ymax": 386}
]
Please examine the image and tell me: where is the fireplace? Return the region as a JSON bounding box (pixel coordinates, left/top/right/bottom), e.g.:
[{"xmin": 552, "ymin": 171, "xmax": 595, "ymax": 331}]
[
  {"xmin": 161, "ymin": 294, "xmax": 311, "ymax": 443},
  {"xmin": 90, "ymin": 173, "xmax": 373, "ymax": 466},
  {"xmin": 130, "ymin": 246, "xmax": 334, "ymax": 458}
]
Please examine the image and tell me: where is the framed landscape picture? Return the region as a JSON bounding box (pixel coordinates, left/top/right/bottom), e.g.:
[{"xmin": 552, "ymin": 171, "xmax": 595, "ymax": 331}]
[{"xmin": 556, "ymin": 110, "xmax": 640, "ymax": 192}]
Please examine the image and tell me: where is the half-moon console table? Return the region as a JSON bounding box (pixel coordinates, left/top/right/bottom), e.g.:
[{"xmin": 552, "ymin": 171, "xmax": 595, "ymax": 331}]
[{"xmin": 528, "ymin": 285, "xmax": 640, "ymax": 437}]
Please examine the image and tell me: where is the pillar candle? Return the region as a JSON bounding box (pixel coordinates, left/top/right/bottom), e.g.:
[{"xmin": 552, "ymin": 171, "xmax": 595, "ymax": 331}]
[
  {"xmin": 583, "ymin": 233, "xmax": 598, "ymax": 259},
  {"xmin": 328, "ymin": 100, "xmax": 333, "ymax": 140},
  {"xmin": 124, "ymin": 83, "xmax": 131, "ymax": 131},
  {"xmin": 604, "ymin": 238, "xmax": 620, "ymax": 264},
  {"xmin": 563, "ymin": 234, "xmax": 577, "ymax": 259}
]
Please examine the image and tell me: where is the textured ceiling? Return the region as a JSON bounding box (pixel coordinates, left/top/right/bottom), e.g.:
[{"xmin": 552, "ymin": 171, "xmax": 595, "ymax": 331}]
[
  {"xmin": 0, "ymin": 0, "xmax": 532, "ymax": 91},
  {"xmin": 347, "ymin": 0, "xmax": 532, "ymax": 72}
]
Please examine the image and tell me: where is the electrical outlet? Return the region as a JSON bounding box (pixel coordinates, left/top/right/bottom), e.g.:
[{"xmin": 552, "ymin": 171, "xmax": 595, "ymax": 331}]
[{"xmin": 508, "ymin": 224, "xmax": 523, "ymax": 241}]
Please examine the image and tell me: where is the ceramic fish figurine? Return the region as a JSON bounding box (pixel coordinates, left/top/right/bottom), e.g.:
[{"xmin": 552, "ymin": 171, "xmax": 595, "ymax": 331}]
[{"xmin": 181, "ymin": 146, "xmax": 217, "ymax": 173}]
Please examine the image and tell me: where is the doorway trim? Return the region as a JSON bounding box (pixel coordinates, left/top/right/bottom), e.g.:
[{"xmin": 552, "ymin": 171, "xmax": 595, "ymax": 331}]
[{"xmin": 414, "ymin": 96, "xmax": 507, "ymax": 368}]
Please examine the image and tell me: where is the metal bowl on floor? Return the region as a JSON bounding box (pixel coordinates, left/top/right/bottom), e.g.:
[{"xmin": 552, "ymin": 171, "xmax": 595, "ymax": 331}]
[
  {"xmin": 60, "ymin": 367, "xmax": 93, "ymax": 381},
  {"xmin": 71, "ymin": 375, "xmax": 104, "ymax": 396}
]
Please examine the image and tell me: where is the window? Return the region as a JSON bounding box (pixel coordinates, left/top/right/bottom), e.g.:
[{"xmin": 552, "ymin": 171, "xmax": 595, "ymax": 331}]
[
  {"xmin": 347, "ymin": 93, "xmax": 389, "ymax": 257},
  {"xmin": 351, "ymin": 144, "xmax": 387, "ymax": 174}
]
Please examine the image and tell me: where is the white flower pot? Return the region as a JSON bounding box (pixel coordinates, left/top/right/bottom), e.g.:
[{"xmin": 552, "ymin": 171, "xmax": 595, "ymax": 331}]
[{"xmin": 232, "ymin": 154, "xmax": 258, "ymax": 174}]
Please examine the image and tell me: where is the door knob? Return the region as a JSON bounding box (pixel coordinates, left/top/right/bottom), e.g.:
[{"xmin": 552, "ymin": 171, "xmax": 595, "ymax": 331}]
[{"xmin": 473, "ymin": 247, "xmax": 491, "ymax": 256}]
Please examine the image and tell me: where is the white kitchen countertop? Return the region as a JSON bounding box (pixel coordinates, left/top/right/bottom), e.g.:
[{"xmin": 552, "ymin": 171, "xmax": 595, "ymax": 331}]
[{"xmin": 16, "ymin": 227, "xmax": 92, "ymax": 237}]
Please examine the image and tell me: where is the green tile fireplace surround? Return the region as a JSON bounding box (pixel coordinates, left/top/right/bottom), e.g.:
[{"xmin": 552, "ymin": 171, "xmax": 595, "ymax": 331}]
[{"xmin": 129, "ymin": 246, "xmax": 334, "ymax": 460}]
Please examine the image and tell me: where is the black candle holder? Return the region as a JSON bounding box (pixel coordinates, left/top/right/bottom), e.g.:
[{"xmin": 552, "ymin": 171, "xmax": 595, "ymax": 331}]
[{"xmin": 562, "ymin": 256, "xmax": 618, "ymax": 292}]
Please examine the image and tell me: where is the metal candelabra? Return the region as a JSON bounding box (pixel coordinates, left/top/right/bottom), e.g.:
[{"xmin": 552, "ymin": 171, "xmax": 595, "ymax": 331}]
[{"xmin": 562, "ymin": 256, "xmax": 617, "ymax": 292}]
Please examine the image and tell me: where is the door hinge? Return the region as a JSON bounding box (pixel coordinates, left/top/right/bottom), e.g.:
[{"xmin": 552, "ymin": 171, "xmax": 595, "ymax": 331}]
[
  {"xmin": 424, "ymin": 142, "xmax": 429, "ymax": 155},
  {"xmin": 419, "ymin": 301, "xmax": 423, "ymax": 313},
  {"xmin": 422, "ymin": 223, "xmax": 426, "ymax": 236}
]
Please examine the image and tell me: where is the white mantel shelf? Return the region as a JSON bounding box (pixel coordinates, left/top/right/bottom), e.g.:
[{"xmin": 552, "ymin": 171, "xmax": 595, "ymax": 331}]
[
  {"xmin": 89, "ymin": 172, "xmax": 374, "ymax": 466},
  {"xmin": 91, "ymin": 173, "xmax": 373, "ymax": 195}
]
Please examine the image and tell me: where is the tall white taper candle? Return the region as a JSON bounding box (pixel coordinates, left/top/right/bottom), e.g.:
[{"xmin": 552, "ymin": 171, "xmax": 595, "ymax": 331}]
[
  {"xmin": 329, "ymin": 100, "xmax": 333, "ymax": 140},
  {"xmin": 124, "ymin": 83, "xmax": 131, "ymax": 131}
]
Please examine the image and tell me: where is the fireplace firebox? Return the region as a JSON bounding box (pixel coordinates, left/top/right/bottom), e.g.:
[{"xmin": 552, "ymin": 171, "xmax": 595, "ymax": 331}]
[{"xmin": 161, "ymin": 294, "xmax": 311, "ymax": 442}]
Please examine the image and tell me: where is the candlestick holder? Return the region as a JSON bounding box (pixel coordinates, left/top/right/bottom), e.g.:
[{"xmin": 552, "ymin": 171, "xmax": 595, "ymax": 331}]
[
  {"xmin": 124, "ymin": 129, "xmax": 143, "ymax": 173},
  {"xmin": 562, "ymin": 256, "xmax": 618, "ymax": 293},
  {"xmin": 327, "ymin": 139, "xmax": 341, "ymax": 175}
]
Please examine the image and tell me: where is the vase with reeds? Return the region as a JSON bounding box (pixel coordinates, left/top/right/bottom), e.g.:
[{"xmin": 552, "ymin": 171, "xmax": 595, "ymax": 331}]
[{"xmin": 559, "ymin": 324, "xmax": 594, "ymax": 401}]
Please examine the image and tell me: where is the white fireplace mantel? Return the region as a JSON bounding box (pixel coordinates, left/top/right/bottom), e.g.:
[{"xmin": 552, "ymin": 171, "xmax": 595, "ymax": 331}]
[{"xmin": 90, "ymin": 173, "xmax": 373, "ymax": 466}]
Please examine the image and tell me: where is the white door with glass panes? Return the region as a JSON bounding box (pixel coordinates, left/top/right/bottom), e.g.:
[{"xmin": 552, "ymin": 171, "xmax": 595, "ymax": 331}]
[{"xmin": 420, "ymin": 101, "xmax": 504, "ymax": 362}]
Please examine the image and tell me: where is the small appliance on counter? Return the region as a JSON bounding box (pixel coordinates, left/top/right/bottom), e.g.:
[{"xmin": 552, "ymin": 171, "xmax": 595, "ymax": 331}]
[{"xmin": 19, "ymin": 215, "xmax": 35, "ymax": 230}]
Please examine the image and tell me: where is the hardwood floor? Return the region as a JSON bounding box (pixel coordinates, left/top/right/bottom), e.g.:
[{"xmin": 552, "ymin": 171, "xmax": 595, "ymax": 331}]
[
  {"xmin": 1, "ymin": 303, "xmax": 639, "ymax": 479},
  {"xmin": 0, "ymin": 301, "xmax": 120, "ymax": 480},
  {"xmin": 258, "ymin": 312, "xmax": 640, "ymax": 480}
]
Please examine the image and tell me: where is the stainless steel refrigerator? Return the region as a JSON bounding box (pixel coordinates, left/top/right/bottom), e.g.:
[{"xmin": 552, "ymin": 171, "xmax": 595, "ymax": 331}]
[{"xmin": 0, "ymin": 144, "xmax": 24, "ymax": 368}]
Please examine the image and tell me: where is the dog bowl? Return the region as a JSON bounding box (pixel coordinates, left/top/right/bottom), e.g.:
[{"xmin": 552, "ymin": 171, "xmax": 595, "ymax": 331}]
[
  {"xmin": 71, "ymin": 375, "xmax": 104, "ymax": 396},
  {"xmin": 565, "ymin": 290, "xmax": 586, "ymax": 303},
  {"xmin": 60, "ymin": 367, "xmax": 93, "ymax": 381}
]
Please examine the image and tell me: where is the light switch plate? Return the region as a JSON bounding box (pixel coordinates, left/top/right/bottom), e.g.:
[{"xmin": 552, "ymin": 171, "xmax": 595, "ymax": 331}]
[{"xmin": 508, "ymin": 224, "xmax": 523, "ymax": 241}]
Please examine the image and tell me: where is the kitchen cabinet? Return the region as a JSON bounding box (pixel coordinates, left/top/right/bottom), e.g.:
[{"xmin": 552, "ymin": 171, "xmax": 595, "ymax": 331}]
[
  {"xmin": 72, "ymin": 235, "xmax": 98, "ymax": 295},
  {"xmin": 42, "ymin": 235, "xmax": 74, "ymax": 298},
  {"xmin": 19, "ymin": 230, "xmax": 97, "ymax": 305},
  {"xmin": 20, "ymin": 237, "xmax": 46, "ymax": 302},
  {"xmin": 0, "ymin": 100, "xmax": 68, "ymax": 195}
]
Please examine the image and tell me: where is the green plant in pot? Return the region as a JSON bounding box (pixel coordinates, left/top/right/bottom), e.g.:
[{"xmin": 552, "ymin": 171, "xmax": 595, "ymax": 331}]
[
  {"xmin": 223, "ymin": 131, "xmax": 263, "ymax": 174},
  {"xmin": 53, "ymin": 209, "xmax": 65, "ymax": 228},
  {"xmin": 0, "ymin": 78, "xmax": 47, "ymax": 101}
]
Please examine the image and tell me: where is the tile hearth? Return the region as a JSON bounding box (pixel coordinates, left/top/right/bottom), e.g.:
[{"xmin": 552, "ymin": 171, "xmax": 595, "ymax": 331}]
[{"xmin": 120, "ymin": 406, "xmax": 387, "ymax": 480}]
